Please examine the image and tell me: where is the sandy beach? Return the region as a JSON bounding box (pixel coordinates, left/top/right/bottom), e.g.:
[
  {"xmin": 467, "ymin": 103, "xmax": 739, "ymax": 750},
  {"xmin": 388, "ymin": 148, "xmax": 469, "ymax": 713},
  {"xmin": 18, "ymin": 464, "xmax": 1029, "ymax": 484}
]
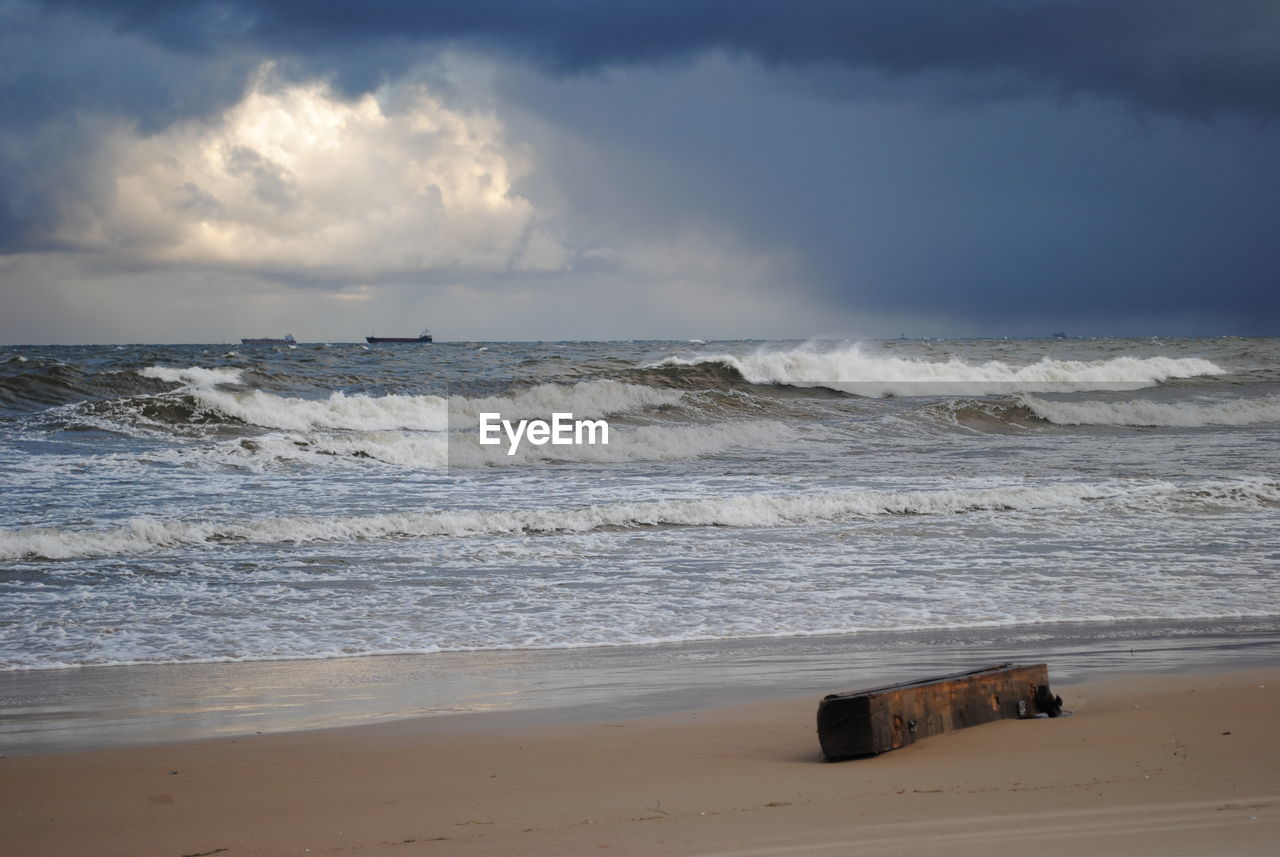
[
  {"xmin": 3, "ymin": 665, "xmax": 1276, "ymax": 857},
  {"xmin": 5, "ymin": 0, "xmax": 1278, "ymax": 852}
]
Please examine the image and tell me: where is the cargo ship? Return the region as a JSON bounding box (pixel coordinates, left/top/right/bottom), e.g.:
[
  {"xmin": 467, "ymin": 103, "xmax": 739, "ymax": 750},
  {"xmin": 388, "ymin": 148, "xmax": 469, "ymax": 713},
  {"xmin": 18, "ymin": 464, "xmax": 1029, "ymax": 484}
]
[
  {"xmin": 241, "ymin": 334, "xmax": 296, "ymax": 345},
  {"xmin": 366, "ymin": 328, "xmax": 433, "ymax": 343}
]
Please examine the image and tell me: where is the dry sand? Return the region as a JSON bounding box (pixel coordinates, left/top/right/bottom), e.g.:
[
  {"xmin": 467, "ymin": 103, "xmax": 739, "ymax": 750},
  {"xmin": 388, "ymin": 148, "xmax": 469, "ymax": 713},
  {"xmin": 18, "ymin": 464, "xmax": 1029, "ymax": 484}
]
[{"xmin": 2, "ymin": 667, "xmax": 1276, "ymax": 857}]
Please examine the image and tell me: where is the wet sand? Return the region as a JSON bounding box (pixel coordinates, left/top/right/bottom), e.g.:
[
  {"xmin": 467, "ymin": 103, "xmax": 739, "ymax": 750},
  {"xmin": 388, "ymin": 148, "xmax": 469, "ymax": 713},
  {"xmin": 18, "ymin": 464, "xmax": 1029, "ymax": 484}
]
[
  {"xmin": 5, "ymin": 616, "xmax": 1277, "ymax": 754},
  {"xmin": 3, "ymin": 665, "xmax": 1276, "ymax": 857}
]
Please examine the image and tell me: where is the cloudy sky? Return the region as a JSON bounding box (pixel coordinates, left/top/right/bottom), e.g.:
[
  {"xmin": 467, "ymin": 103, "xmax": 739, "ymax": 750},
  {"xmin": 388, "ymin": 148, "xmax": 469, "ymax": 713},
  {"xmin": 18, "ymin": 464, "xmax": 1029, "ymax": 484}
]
[{"xmin": 1, "ymin": 0, "xmax": 1277, "ymax": 343}]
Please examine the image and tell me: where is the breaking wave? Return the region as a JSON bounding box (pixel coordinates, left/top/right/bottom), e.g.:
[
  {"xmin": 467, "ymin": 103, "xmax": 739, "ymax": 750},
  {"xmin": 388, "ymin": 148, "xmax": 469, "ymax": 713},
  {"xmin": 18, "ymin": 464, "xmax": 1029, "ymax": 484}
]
[
  {"xmin": 5, "ymin": 479, "xmax": 1276, "ymax": 560},
  {"xmin": 653, "ymin": 344, "xmax": 1226, "ymax": 396},
  {"xmin": 42, "ymin": 375, "xmax": 683, "ymax": 435},
  {"xmin": 185, "ymin": 380, "xmax": 680, "ymax": 432},
  {"xmin": 449, "ymin": 419, "xmax": 790, "ymax": 467},
  {"xmin": 1020, "ymin": 395, "xmax": 1280, "ymax": 427},
  {"xmin": 138, "ymin": 365, "xmax": 244, "ymax": 387},
  {"xmin": 152, "ymin": 419, "xmax": 789, "ymax": 471},
  {"xmin": 1, "ymin": 363, "xmax": 177, "ymax": 412},
  {"xmin": 922, "ymin": 398, "xmax": 1043, "ymax": 433},
  {"xmin": 448, "ymin": 380, "xmax": 683, "ymax": 426},
  {"xmin": 189, "ymin": 388, "xmax": 451, "ymax": 431}
]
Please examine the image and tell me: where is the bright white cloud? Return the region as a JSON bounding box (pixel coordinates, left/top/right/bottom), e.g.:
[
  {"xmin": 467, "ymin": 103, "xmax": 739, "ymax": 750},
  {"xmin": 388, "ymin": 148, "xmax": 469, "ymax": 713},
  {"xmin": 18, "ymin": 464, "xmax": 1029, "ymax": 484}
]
[
  {"xmin": 55, "ymin": 65, "xmax": 562, "ymax": 277},
  {"xmin": 2, "ymin": 55, "xmax": 888, "ymax": 343}
]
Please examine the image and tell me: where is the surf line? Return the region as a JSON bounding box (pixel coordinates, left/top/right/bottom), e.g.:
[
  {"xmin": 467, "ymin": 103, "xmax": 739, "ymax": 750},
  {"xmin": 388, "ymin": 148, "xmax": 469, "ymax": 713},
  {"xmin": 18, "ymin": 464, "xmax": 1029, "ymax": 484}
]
[{"xmin": 478, "ymin": 412, "xmax": 609, "ymax": 456}]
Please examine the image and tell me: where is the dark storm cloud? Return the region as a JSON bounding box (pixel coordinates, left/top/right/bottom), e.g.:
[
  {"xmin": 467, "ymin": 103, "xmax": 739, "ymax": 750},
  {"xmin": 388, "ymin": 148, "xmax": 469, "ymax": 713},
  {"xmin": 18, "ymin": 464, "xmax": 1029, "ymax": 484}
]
[
  {"xmin": 0, "ymin": 1, "xmax": 259, "ymax": 251},
  {"xmin": 495, "ymin": 60, "xmax": 1280, "ymax": 336},
  {"xmin": 1, "ymin": 4, "xmax": 249, "ymax": 132},
  {"xmin": 40, "ymin": 0, "xmax": 1280, "ymax": 117},
  {"xmin": 6, "ymin": 0, "xmax": 1278, "ymax": 339}
]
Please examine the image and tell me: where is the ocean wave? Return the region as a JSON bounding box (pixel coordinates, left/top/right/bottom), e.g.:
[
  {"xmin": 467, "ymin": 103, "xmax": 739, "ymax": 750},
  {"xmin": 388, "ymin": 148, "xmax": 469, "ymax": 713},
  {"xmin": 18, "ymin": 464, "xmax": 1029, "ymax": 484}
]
[
  {"xmin": 922, "ymin": 398, "xmax": 1043, "ymax": 433},
  {"xmin": 449, "ymin": 419, "xmax": 790, "ymax": 466},
  {"xmin": 1, "ymin": 362, "xmax": 178, "ymax": 412},
  {"xmin": 1020, "ymin": 395, "xmax": 1280, "ymax": 427},
  {"xmin": 138, "ymin": 365, "xmax": 245, "ymax": 387},
  {"xmin": 230, "ymin": 431, "xmax": 451, "ymax": 468},
  {"xmin": 448, "ymin": 380, "xmax": 683, "ymax": 426},
  {"xmin": 628, "ymin": 359, "xmax": 845, "ymax": 398},
  {"xmin": 0, "ymin": 363, "xmax": 89, "ymax": 410},
  {"xmin": 152, "ymin": 419, "xmax": 789, "ymax": 470},
  {"xmin": 653, "ymin": 344, "xmax": 1227, "ymax": 396},
  {"xmin": 184, "ymin": 380, "xmax": 679, "ymax": 432},
  {"xmin": 6, "ymin": 479, "xmax": 1275, "ymax": 560},
  {"xmin": 34, "ymin": 377, "xmax": 682, "ymax": 435},
  {"xmin": 188, "ymin": 388, "xmax": 451, "ymax": 431}
]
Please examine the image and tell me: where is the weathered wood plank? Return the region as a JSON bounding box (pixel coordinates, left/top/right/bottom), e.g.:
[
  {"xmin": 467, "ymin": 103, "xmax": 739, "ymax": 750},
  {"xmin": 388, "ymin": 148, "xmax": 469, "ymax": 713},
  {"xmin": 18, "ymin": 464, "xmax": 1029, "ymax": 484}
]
[{"xmin": 816, "ymin": 663, "xmax": 1061, "ymax": 761}]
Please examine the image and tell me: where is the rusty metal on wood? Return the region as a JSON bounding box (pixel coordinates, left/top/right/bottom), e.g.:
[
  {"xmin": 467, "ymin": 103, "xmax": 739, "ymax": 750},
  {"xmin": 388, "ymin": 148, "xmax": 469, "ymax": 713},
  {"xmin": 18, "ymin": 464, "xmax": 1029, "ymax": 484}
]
[{"xmin": 816, "ymin": 663, "xmax": 1061, "ymax": 761}]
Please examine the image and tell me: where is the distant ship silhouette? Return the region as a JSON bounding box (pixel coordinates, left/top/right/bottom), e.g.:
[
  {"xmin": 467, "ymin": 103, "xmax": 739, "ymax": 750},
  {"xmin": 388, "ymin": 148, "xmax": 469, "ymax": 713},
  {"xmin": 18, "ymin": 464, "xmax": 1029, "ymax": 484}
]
[
  {"xmin": 366, "ymin": 328, "xmax": 433, "ymax": 343},
  {"xmin": 241, "ymin": 334, "xmax": 296, "ymax": 345}
]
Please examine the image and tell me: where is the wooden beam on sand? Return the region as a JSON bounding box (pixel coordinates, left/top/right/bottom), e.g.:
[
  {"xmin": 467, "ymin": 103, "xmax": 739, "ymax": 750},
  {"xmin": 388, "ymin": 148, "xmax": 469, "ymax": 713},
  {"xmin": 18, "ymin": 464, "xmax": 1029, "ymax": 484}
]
[{"xmin": 817, "ymin": 663, "xmax": 1062, "ymax": 761}]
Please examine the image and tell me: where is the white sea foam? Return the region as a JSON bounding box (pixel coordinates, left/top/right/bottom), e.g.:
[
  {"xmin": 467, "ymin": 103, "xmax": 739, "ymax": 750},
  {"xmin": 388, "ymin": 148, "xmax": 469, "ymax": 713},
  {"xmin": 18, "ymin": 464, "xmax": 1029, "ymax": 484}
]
[
  {"xmin": 448, "ymin": 380, "xmax": 683, "ymax": 427},
  {"xmin": 154, "ymin": 431, "xmax": 453, "ymax": 470},
  {"xmin": 260, "ymin": 431, "xmax": 450, "ymax": 469},
  {"xmin": 450, "ymin": 419, "xmax": 790, "ymax": 466},
  {"xmin": 9, "ymin": 340, "xmax": 1279, "ymax": 676},
  {"xmin": 191, "ymin": 388, "xmax": 451, "ymax": 431},
  {"xmin": 182, "ymin": 380, "xmax": 679, "ymax": 432},
  {"xmin": 139, "ymin": 365, "xmax": 244, "ymax": 387},
  {"xmin": 5, "ymin": 479, "xmax": 1275, "ymax": 560},
  {"xmin": 167, "ymin": 419, "xmax": 787, "ymax": 470},
  {"xmin": 1022, "ymin": 395, "xmax": 1280, "ymax": 427},
  {"xmin": 138, "ymin": 366, "xmax": 678, "ymax": 432},
  {"xmin": 657, "ymin": 344, "xmax": 1226, "ymax": 396}
]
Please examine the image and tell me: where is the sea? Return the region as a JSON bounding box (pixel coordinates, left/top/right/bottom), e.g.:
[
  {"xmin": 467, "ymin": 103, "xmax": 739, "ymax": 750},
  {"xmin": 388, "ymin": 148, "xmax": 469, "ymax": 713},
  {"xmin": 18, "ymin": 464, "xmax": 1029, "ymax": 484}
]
[{"xmin": 2, "ymin": 337, "xmax": 1278, "ymax": 744}]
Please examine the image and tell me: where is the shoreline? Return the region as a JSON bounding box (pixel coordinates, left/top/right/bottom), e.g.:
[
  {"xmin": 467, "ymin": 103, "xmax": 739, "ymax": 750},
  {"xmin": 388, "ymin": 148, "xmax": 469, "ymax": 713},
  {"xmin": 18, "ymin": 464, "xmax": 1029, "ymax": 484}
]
[
  {"xmin": 2, "ymin": 664, "xmax": 1276, "ymax": 856},
  {"xmin": 3, "ymin": 615, "xmax": 1278, "ymax": 755}
]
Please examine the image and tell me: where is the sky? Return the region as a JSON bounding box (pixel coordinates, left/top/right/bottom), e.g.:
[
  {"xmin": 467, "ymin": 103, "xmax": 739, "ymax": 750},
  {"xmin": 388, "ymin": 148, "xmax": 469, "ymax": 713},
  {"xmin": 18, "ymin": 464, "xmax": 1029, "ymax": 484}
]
[{"xmin": 1, "ymin": 0, "xmax": 1277, "ymax": 343}]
